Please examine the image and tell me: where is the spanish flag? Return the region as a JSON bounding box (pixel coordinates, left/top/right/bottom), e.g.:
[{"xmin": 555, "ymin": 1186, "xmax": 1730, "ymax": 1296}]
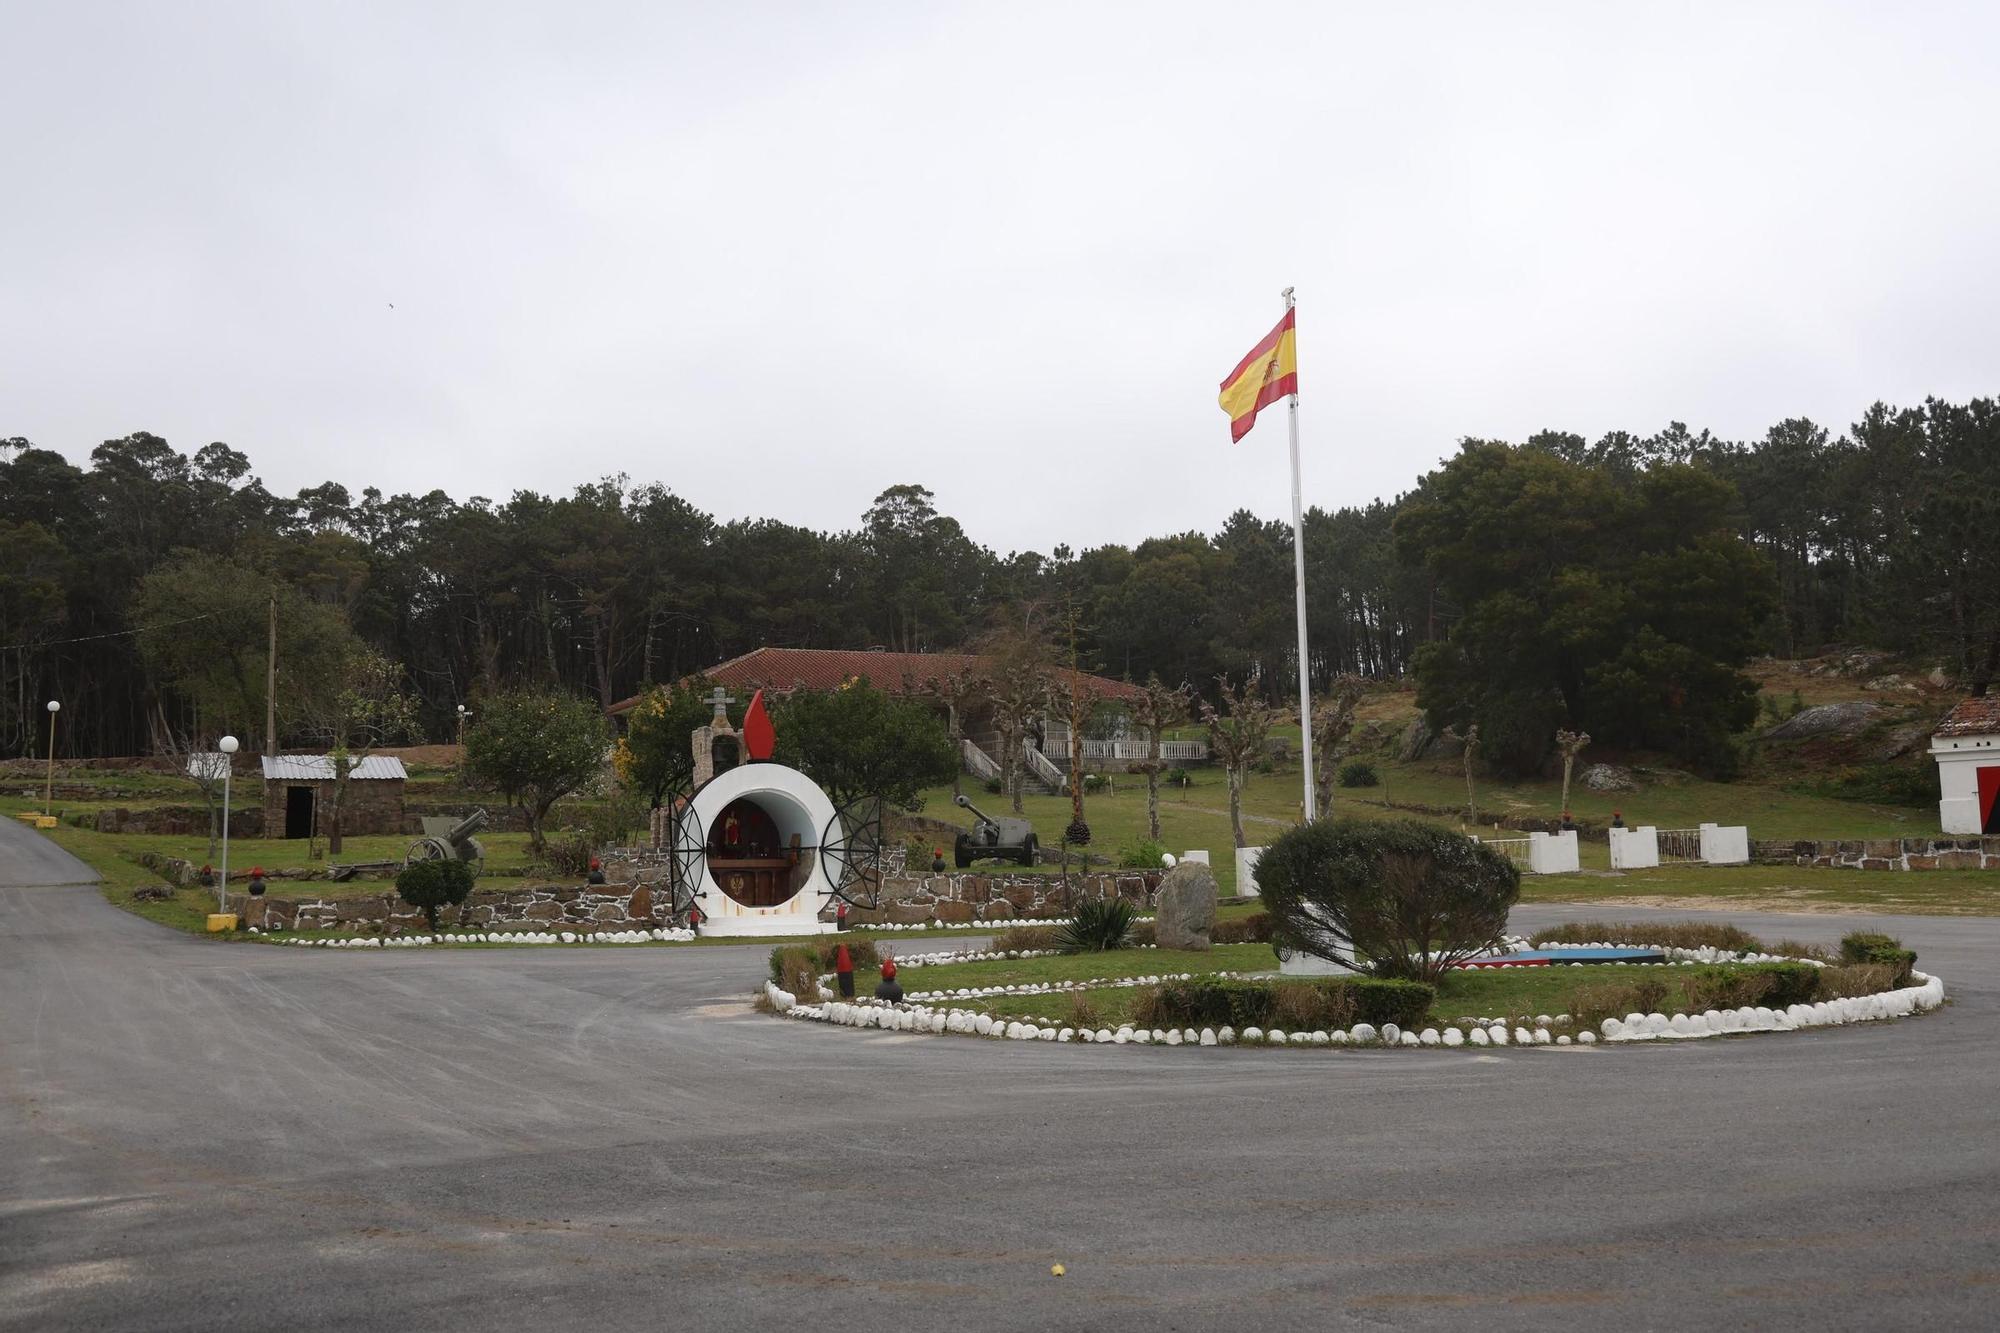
[{"xmin": 1217, "ymin": 308, "xmax": 1298, "ymax": 442}]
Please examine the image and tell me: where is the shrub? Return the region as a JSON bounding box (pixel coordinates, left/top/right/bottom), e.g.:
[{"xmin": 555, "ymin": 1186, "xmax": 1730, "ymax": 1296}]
[
  {"xmin": 1210, "ymin": 912, "xmax": 1271, "ymax": 945},
  {"xmin": 1840, "ymin": 932, "xmax": 1916, "ymax": 985},
  {"xmin": 984, "ymin": 776, "xmax": 1004, "ymax": 794},
  {"xmin": 768, "ymin": 948, "xmax": 819, "ymax": 1001},
  {"xmin": 540, "ymin": 827, "xmax": 595, "ymax": 878},
  {"xmin": 1117, "ymin": 837, "xmax": 1168, "ymax": 869},
  {"xmin": 1064, "ymin": 991, "xmax": 1104, "ymax": 1031},
  {"xmin": 768, "ymin": 938, "xmax": 880, "ymax": 984},
  {"xmin": 1770, "ymin": 938, "xmax": 1833, "ymax": 963},
  {"xmin": 1336, "ymin": 761, "xmax": 1380, "ymax": 788},
  {"xmin": 1530, "ymin": 920, "xmax": 1763, "ymax": 952},
  {"xmin": 1142, "ymin": 976, "xmax": 1433, "ymax": 1031},
  {"xmin": 1699, "ymin": 962, "xmax": 1821, "ymax": 1007},
  {"xmin": 1256, "ymin": 817, "xmax": 1519, "ymax": 980},
  {"xmin": 1057, "ymin": 897, "xmax": 1134, "ymax": 953},
  {"xmin": 1165, "ymin": 767, "xmax": 1191, "ymax": 787},
  {"xmin": 1818, "ymin": 963, "xmax": 1900, "ymax": 1000},
  {"xmin": 990, "ymin": 924, "xmax": 1062, "ymax": 953},
  {"xmin": 1128, "ymin": 920, "xmax": 1156, "ymax": 947},
  {"xmin": 394, "ymin": 858, "xmax": 477, "ymax": 930}
]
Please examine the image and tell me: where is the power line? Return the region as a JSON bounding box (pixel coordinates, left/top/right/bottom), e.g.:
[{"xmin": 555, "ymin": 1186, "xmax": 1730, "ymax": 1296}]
[{"xmin": 0, "ymin": 610, "xmax": 223, "ymax": 653}]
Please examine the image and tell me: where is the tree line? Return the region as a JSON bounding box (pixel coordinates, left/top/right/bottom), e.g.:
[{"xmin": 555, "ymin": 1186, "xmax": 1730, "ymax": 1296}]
[{"xmin": 3, "ymin": 394, "xmax": 1994, "ymax": 774}]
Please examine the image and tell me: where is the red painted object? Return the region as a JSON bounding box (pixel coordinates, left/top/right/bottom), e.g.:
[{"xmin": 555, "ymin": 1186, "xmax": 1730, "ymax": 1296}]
[{"xmin": 742, "ymin": 689, "xmax": 776, "ymax": 761}]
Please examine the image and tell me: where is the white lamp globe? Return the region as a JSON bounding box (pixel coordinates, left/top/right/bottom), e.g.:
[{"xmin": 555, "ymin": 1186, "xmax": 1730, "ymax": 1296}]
[
  {"xmin": 219, "ymin": 735, "xmax": 239, "ymax": 755},
  {"xmin": 46, "ymin": 699, "xmax": 60, "ymax": 713}
]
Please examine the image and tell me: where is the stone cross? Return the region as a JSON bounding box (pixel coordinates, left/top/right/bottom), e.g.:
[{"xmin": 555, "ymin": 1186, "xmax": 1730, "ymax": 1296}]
[{"xmin": 707, "ymin": 686, "xmax": 735, "ymax": 724}]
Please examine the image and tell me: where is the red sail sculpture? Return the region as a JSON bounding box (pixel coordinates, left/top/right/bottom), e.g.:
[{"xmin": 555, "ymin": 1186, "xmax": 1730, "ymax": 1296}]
[{"xmin": 741, "ymin": 688, "xmax": 776, "ymax": 761}]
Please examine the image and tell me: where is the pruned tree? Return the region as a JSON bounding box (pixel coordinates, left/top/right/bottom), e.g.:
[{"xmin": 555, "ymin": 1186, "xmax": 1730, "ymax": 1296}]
[
  {"xmin": 1199, "ymin": 670, "xmax": 1277, "ymax": 849},
  {"xmin": 1555, "ymin": 728, "xmax": 1591, "ymax": 819},
  {"xmin": 1460, "ymin": 723, "xmax": 1481, "ymax": 826},
  {"xmin": 910, "ymin": 663, "xmax": 990, "ymax": 799},
  {"xmin": 296, "ymin": 646, "xmax": 420, "ymax": 855},
  {"xmin": 151, "ymin": 723, "xmax": 230, "ymax": 863},
  {"xmin": 976, "ymin": 613, "xmax": 1054, "ymax": 815},
  {"xmin": 1310, "ymin": 674, "xmax": 1367, "ymax": 818},
  {"xmin": 1126, "ymin": 674, "xmax": 1193, "ymax": 842}
]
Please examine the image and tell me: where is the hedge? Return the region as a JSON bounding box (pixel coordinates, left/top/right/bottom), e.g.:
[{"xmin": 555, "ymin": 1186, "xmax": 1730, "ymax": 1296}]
[
  {"xmin": 1140, "ymin": 976, "xmax": 1434, "ymax": 1032},
  {"xmin": 1839, "ymin": 932, "xmax": 1917, "ymax": 986}
]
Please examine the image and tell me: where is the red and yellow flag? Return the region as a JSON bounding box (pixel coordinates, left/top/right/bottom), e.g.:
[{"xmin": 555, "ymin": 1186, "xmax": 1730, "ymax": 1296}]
[{"xmin": 1217, "ymin": 308, "xmax": 1298, "ymax": 442}]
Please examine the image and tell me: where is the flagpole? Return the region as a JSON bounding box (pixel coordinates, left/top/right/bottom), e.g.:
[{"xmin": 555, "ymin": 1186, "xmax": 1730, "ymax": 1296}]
[{"xmin": 1283, "ymin": 286, "xmax": 1316, "ymax": 822}]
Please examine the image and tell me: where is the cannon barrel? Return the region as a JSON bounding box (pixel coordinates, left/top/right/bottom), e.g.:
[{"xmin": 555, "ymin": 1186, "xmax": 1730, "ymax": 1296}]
[
  {"xmin": 953, "ymin": 793, "xmax": 998, "ymax": 828},
  {"xmin": 445, "ymin": 807, "xmax": 489, "ymax": 845}
]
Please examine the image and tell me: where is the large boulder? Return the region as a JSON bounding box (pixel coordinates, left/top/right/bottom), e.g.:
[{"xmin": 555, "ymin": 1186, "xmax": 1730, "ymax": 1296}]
[
  {"xmin": 1763, "ymin": 700, "xmax": 1887, "ymax": 742},
  {"xmin": 1154, "ymin": 861, "xmax": 1217, "ymax": 951},
  {"xmin": 1580, "ymin": 763, "xmax": 1637, "ymax": 792}
]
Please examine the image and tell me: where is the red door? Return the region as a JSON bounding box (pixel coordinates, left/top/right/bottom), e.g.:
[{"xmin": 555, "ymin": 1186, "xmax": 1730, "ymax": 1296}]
[{"xmin": 1979, "ymin": 765, "xmax": 2000, "ymax": 835}]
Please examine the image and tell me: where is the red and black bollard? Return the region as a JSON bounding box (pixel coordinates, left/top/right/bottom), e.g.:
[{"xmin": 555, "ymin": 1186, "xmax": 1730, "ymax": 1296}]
[
  {"xmin": 836, "ymin": 900, "xmax": 849, "ymax": 932},
  {"xmin": 834, "ymin": 942, "xmax": 856, "ymax": 997},
  {"xmin": 874, "ymin": 957, "xmax": 902, "ymax": 1003}
]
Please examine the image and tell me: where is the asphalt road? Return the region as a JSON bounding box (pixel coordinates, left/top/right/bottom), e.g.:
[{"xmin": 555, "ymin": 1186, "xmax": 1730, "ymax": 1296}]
[{"xmin": 4, "ymin": 817, "xmax": 1997, "ymax": 1331}]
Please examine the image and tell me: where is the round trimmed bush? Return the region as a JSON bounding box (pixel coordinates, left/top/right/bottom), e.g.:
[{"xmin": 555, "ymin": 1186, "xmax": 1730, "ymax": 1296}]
[
  {"xmin": 395, "ymin": 858, "xmax": 477, "ymax": 931},
  {"xmin": 1256, "ymin": 816, "xmax": 1520, "ymax": 981}
]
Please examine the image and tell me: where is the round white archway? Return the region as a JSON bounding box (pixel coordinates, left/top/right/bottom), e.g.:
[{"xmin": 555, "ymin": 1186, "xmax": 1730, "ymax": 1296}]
[{"xmin": 685, "ymin": 762, "xmax": 839, "ymax": 937}]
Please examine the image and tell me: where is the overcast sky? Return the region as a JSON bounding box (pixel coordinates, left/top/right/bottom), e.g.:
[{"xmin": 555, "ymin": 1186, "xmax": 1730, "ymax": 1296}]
[{"xmin": 4, "ymin": 2, "xmax": 1996, "ymax": 553}]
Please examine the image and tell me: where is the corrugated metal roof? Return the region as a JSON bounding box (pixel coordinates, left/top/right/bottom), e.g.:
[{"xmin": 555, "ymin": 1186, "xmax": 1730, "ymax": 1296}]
[
  {"xmin": 1935, "ymin": 697, "xmax": 2000, "ymax": 738},
  {"xmin": 260, "ymin": 755, "xmax": 408, "ymax": 781}
]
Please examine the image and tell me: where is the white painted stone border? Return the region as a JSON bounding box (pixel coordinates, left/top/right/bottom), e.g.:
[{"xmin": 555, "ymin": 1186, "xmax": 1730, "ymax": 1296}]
[
  {"xmin": 268, "ymin": 927, "xmax": 697, "ymax": 948},
  {"xmin": 763, "ymin": 945, "xmax": 1947, "ymax": 1052}
]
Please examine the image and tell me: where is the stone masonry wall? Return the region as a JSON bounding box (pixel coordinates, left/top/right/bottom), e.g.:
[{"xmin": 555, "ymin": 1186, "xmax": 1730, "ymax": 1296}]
[
  {"xmin": 233, "ymin": 855, "xmax": 1164, "ymax": 933},
  {"xmin": 1751, "ymin": 835, "xmax": 2000, "ymax": 870}
]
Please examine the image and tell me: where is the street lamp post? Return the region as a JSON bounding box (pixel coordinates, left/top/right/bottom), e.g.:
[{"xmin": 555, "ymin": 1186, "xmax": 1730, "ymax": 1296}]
[
  {"xmin": 456, "ymin": 705, "xmax": 470, "ymax": 786},
  {"xmin": 44, "ymin": 700, "xmax": 61, "ymax": 817},
  {"xmin": 217, "ymin": 736, "xmax": 239, "ymax": 914}
]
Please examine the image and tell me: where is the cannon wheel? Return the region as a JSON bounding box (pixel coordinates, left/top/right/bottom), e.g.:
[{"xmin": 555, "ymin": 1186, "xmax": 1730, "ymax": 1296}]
[
  {"xmin": 403, "ymin": 838, "xmax": 449, "ymax": 869},
  {"xmin": 1016, "ymin": 834, "xmax": 1039, "ymax": 867},
  {"xmin": 954, "ymin": 833, "xmax": 974, "ymax": 870}
]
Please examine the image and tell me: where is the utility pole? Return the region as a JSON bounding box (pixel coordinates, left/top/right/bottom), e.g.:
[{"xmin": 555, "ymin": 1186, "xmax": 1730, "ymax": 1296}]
[{"xmin": 265, "ymin": 590, "xmax": 278, "ymax": 758}]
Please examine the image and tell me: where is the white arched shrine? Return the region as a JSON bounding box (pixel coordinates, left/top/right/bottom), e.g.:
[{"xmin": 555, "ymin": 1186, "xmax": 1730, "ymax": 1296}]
[{"xmin": 683, "ymin": 761, "xmax": 840, "ymax": 936}]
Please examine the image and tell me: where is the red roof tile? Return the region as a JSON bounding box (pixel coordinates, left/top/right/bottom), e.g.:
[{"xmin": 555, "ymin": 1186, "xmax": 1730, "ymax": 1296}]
[
  {"xmin": 608, "ymin": 646, "xmax": 1145, "ymax": 715},
  {"xmin": 1935, "ymin": 696, "xmax": 2000, "ymax": 738}
]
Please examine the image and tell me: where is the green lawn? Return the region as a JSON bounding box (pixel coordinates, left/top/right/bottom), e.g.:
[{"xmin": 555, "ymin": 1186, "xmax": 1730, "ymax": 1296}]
[
  {"xmin": 1518, "ymin": 862, "xmax": 2000, "ymax": 915},
  {"xmin": 921, "ymin": 752, "xmax": 1951, "ymax": 896}
]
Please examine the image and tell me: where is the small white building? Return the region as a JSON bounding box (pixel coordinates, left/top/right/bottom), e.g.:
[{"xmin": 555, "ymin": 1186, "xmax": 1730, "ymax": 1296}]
[
  {"xmin": 1932, "ymin": 698, "xmax": 2000, "ymax": 835},
  {"xmin": 1928, "ymin": 696, "xmax": 1992, "ymax": 832}
]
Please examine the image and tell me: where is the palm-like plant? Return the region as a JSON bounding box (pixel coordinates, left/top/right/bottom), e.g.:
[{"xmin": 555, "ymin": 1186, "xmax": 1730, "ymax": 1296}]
[{"xmin": 1056, "ymin": 897, "xmax": 1134, "ymax": 953}]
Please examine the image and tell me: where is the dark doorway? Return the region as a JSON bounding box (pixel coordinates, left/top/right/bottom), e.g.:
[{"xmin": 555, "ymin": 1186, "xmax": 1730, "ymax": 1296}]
[{"xmin": 285, "ymin": 785, "xmax": 315, "ymax": 839}]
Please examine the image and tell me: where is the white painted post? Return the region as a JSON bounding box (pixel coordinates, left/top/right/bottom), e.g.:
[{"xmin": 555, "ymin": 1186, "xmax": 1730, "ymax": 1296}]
[{"xmin": 1235, "ymin": 845, "xmax": 1265, "ymax": 897}]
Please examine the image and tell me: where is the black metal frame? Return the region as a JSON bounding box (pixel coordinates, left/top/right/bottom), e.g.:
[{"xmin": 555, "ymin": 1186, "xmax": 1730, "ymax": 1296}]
[{"xmin": 820, "ymin": 794, "xmax": 886, "ymax": 910}]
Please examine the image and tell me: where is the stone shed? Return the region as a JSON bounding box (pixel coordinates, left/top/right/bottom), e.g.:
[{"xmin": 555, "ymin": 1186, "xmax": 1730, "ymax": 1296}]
[{"xmin": 260, "ymin": 754, "xmax": 408, "ymax": 839}]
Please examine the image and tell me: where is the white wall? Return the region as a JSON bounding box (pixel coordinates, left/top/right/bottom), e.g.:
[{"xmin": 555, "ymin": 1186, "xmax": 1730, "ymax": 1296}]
[
  {"xmin": 1527, "ymin": 830, "xmax": 1579, "ymax": 874},
  {"xmin": 1609, "ymin": 826, "xmax": 1659, "ymax": 870},
  {"xmin": 1932, "ymin": 736, "xmax": 1999, "ymax": 835},
  {"xmin": 1699, "ymin": 823, "xmax": 1750, "ymax": 865}
]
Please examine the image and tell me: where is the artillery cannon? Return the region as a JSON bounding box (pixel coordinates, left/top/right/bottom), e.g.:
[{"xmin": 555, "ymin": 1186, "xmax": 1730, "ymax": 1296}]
[
  {"xmin": 404, "ymin": 808, "xmax": 488, "ymax": 871},
  {"xmin": 951, "ymin": 794, "xmax": 1039, "ymax": 869}
]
